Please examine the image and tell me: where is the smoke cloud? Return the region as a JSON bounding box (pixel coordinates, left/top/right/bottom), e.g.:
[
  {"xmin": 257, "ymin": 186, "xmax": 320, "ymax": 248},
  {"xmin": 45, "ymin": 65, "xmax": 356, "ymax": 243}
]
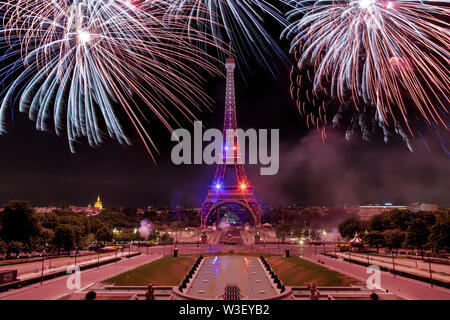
[
  {"xmin": 249, "ymin": 129, "xmax": 450, "ymax": 207},
  {"xmin": 138, "ymin": 219, "xmax": 153, "ymax": 240}
]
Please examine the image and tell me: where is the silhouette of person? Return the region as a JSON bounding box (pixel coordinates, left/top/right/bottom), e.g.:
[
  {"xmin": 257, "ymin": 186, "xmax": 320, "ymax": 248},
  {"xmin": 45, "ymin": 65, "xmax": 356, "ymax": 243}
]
[{"xmin": 145, "ymin": 284, "xmax": 155, "ymax": 300}]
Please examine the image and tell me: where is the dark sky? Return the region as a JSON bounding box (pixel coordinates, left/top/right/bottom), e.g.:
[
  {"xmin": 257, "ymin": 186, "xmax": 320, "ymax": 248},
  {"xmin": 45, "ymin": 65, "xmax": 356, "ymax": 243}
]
[
  {"xmin": 0, "ymin": 4, "xmax": 448, "ymax": 209},
  {"xmin": 1, "ymin": 59, "xmax": 448, "ymax": 209}
]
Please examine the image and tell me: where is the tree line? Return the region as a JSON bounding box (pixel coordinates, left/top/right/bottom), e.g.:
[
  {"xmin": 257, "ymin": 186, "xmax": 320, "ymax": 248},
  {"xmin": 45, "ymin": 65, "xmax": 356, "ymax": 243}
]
[
  {"xmin": 338, "ymin": 209, "xmax": 449, "ymax": 253},
  {"xmin": 0, "ymin": 200, "xmax": 186, "ymax": 257}
]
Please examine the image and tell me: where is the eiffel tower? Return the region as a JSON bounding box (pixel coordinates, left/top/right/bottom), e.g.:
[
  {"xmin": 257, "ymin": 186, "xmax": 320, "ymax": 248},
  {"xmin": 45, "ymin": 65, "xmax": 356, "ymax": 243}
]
[{"xmin": 200, "ymin": 56, "xmax": 263, "ymax": 227}]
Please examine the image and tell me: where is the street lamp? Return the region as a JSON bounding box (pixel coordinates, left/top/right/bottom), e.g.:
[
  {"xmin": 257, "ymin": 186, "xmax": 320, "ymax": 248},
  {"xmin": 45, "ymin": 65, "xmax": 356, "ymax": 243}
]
[
  {"xmin": 348, "ymin": 248, "xmax": 351, "ymax": 264},
  {"xmin": 391, "ymin": 250, "xmax": 396, "ymax": 277},
  {"xmin": 428, "ymin": 252, "xmax": 433, "ymax": 287},
  {"xmin": 74, "ymin": 247, "xmax": 79, "ymax": 267},
  {"xmin": 40, "ymin": 249, "xmax": 46, "ymax": 284}
]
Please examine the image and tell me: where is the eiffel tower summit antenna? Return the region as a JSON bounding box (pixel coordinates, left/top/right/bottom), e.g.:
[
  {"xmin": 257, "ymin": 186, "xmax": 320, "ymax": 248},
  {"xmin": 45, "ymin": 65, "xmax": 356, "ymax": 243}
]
[{"xmin": 200, "ymin": 56, "xmax": 263, "ymax": 227}]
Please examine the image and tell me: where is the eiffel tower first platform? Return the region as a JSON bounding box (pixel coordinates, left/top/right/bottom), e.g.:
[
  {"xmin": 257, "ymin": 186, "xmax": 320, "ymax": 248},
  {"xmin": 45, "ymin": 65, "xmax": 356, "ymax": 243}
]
[{"xmin": 200, "ymin": 56, "xmax": 263, "ymax": 227}]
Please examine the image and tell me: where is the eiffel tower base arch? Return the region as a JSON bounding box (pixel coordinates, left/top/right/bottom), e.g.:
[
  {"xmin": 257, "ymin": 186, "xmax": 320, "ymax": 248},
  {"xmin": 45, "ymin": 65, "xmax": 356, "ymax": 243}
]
[{"xmin": 200, "ymin": 187, "xmax": 262, "ymax": 228}]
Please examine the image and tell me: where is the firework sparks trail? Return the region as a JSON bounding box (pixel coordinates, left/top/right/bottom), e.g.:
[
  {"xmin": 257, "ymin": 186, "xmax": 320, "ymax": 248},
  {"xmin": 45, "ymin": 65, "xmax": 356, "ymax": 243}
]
[
  {"xmin": 282, "ymin": 0, "xmax": 449, "ymax": 147},
  {"xmin": 289, "ymin": 44, "xmax": 419, "ymax": 151},
  {"xmin": 170, "ymin": 0, "xmax": 288, "ymax": 72},
  {"xmin": 0, "ymin": 0, "xmax": 224, "ymax": 159}
]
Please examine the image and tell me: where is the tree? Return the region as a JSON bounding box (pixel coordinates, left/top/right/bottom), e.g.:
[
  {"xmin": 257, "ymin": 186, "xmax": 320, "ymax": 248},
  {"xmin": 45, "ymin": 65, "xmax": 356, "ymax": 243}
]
[
  {"xmin": 143, "ymin": 210, "xmax": 158, "ymax": 223},
  {"xmin": 160, "ymin": 233, "xmax": 174, "ymax": 245},
  {"xmin": 386, "ymin": 209, "xmax": 411, "ymax": 231},
  {"xmin": 170, "ymin": 221, "xmax": 182, "ymax": 230},
  {"xmin": 94, "ymin": 224, "xmax": 113, "ymax": 244},
  {"xmin": 38, "ymin": 211, "xmax": 59, "ymax": 229},
  {"xmin": 98, "ymin": 209, "xmax": 128, "ymax": 228},
  {"xmin": 0, "ymin": 200, "xmax": 41, "ymax": 249},
  {"xmin": 40, "ymin": 228, "xmax": 55, "ymax": 244},
  {"xmin": 275, "ymin": 224, "xmax": 291, "ymax": 243},
  {"xmin": 121, "ymin": 207, "xmax": 141, "ymax": 227},
  {"xmin": 7, "ymin": 241, "xmax": 24, "ymax": 256},
  {"xmin": 382, "ymin": 229, "xmax": 405, "ymax": 251},
  {"xmin": 405, "ymin": 215, "xmax": 431, "ymax": 250},
  {"xmin": 122, "ymin": 207, "xmax": 138, "ymax": 217},
  {"xmin": 0, "ymin": 240, "xmax": 7, "ymax": 255},
  {"xmin": 308, "ymin": 229, "xmax": 320, "ymax": 241},
  {"xmin": 53, "ymin": 224, "xmax": 76, "ymax": 254},
  {"xmin": 429, "ymin": 213, "xmax": 450, "ymax": 252},
  {"xmin": 86, "ymin": 233, "xmax": 96, "ymax": 244},
  {"xmin": 292, "ymin": 229, "xmax": 307, "ymax": 239},
  {"xmin": 338, "ymin": 217, "xmax": 362, "ymax": 239},
  {"xmin": 57, "ymin": 211, "xmax": 89, "ymax": 247},
  {"xmin": 364, "ymin": 231, "xmax": 385, "ymax": 251},
  {"xmin": 149, "ymin": 230, "xmax": 160, "ymax": 243},
  {"xmin": 369, "ymin": 214, "xmax": 390, "ymax": 232}
]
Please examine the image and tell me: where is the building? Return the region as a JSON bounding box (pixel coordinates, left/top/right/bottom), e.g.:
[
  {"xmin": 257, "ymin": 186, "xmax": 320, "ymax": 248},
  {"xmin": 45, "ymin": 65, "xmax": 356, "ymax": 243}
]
[
  {"xmin": 69, "ymin": 196, "xmax": 104, "ymax": 216},
  {"xmin": 94, "ymin": 195, "xmax": 103, "ymax": 210},
  {"xmin": 69, "ymin": 204, "xmax": 102, "ymax": 216},
  {"xmin": 358, "ymin": 203, "xmax": 408, "ymax": 220},
  {"xmin": 358, "ymin": 202, "xmax": 439, "ymax": 220},
  {"xmin": 409, "ymin": 202, "xmax": 438, "ymax": 213},
  {"xmin": 35, "ymin": 206, "xmax": 60, "ymax": 213}
]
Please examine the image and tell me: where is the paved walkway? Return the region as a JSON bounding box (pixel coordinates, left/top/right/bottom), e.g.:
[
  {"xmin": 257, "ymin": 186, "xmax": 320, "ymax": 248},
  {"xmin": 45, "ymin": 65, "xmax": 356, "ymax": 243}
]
[
  {"xmin": 0, "ymin": 251, "xmax": 131, "ymax": 281},
  {"xmin": 303, "ymin": 253, "xmax": 450, "ymax": 300},
  {"xmin": 335, "ymin": 252, "xmax": 450, "ymax": 283},
  {"xmin": 0, "ymin": 253, "xmax": 163, "ymax": 300}
]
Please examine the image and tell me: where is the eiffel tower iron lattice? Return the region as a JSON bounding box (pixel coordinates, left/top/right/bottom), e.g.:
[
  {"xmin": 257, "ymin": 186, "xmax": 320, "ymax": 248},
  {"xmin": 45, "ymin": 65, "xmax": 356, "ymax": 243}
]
[{"xmin": 200, "ymin": 56, "xmax": 263, "ymax": 227}]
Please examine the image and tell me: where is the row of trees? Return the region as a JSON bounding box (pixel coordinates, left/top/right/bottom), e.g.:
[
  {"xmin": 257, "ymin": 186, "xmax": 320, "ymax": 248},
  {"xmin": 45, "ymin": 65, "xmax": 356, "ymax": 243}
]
[
  {"xmin": 338, "ymin": 209, "xmax": 450, "ymax": 252},
  {"xmin": 263, "ymin": 206, "xmax": 355, "ymax": 230},
  {"xmin": 274, "ymin": 223, "xmax": 321, "ymax": 243},
  {"xmin": 0, "ymin": 200, "xmax": 176, "ymax": 257},
  {"xmin": 142, "ymin": 209, "xmax": 200, "ymax": 228}
]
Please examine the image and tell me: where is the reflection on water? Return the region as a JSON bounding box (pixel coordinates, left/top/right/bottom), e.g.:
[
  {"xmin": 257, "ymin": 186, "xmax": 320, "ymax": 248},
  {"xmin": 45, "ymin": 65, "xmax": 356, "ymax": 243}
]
[{"xmin": 186, "ymin": 256, "xmax": 277, "ymax": 299}]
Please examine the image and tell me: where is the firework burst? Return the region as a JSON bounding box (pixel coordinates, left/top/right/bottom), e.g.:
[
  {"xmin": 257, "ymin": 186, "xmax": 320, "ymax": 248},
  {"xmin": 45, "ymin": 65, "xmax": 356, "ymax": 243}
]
[
  {"xmin": 170, "ymin": 0, "xmax": 287, "ymax": 72},
  {"xmin": 0, "ymin": 0, "xmax": 223, "ymax": 159},
  {"xmin": 283, "ymin": 0, "xmax": 449, "ymax": 144}
]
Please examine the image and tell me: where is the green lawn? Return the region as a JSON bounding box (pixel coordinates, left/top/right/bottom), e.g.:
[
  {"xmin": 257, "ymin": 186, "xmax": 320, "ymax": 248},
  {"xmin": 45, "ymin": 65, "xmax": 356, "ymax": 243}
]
[
  {"xmin": 103, "ymin": 256, "xmax": 194, "ymax": 286},
  {"xmin": 269, "ymin": 256, "xmax": 360, "ymax": 286},
  {"xmin": 102, "ymin": 254, "xmax": 359, "ymax": 287}
]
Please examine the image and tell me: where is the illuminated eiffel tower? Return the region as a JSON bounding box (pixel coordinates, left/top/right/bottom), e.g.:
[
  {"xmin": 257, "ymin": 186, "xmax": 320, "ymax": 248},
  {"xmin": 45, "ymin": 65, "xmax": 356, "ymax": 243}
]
[{"xmin": 200, "ymin": 56, "xmax": 263, "ymax": 227}]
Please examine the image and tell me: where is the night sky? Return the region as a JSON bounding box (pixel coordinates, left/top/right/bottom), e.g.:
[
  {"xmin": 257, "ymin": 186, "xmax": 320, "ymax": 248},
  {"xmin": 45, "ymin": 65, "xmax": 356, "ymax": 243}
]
[{"xmin": 0, "ymin": 4, "xmax": 448, "ymax": 209}]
